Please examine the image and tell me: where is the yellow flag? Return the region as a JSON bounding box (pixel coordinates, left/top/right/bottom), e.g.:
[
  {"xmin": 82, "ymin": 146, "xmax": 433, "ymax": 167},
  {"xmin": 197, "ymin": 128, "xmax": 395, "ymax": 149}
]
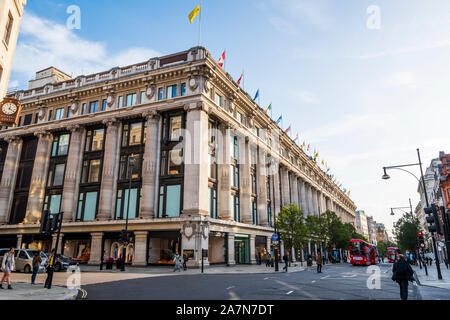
[{"xmin": 189, "ymin": 4, "xmax": 200, "ymax": 24}]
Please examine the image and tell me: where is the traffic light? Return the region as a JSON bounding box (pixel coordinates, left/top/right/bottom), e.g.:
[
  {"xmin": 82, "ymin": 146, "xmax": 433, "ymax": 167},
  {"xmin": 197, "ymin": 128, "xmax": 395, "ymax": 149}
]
[
  {"xmin": 120, "ymin": 230, "xmax": 131, "ymax": 244},
  {"xmin": 417, "ymin": 231, "xmax": 424, "ymax": 247},
  {"xmin": 424, "ymin": 204, "xmax": 443, "ymax": 235},
  {"xmin": 40, "ymin": 210, "xmax": 51, "ymax": 235}
]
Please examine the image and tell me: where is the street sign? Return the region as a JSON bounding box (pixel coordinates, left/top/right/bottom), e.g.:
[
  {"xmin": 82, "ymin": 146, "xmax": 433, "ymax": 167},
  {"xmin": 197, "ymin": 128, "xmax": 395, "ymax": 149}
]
[
  {"xmin": 272, "ymin": 240, "xmax": 279, "ymax": 245},
  {"xmin": 271, "ymin": 234, "xmax": 279, "ymax": 241}
]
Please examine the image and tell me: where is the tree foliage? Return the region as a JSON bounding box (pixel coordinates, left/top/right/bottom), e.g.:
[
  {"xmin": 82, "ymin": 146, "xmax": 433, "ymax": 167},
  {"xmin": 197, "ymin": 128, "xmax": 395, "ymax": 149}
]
[
  {"xmin": 393, "ymin": 212, "xmax": 421, "ymax": 252},
  {"xmin": 276, "ymin": 204, "xmax": 308, "ymax": 255}
]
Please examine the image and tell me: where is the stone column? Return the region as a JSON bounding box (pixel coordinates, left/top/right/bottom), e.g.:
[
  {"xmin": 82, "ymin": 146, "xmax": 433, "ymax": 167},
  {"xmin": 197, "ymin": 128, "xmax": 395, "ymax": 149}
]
[
  {"xmin": 280, "ymin": 167, "xmax": 290, "ymax": 207},
  {"xmin": 61, "ymin": 125, "xmax": 85, "ymax": 222},
  {"xmin": 52, "ymin": 233, "xmax": 64, "ymax": 254},
  {"xmin": 257, "ymin": 149, "xmax": 268, "ymax": 226},
  {"xmin": 0, "ymin": 136, "xmax": 22, "ymax": 224},
  {"xmin": 292, "ymin": 247, "xmax": 297, "ymax": 262},
  {"xmin": 218, "ymin": 123, "xmax": 232, "ymax": 220},
  {"xmin": 273, "ymin": 167, "xmax": 281, "ymax": 217},
  {"xmin": 16, "ymin": 235, "xmax": 23, "ymax": 249},
  {"xmin": 182, "ymin": 103, "xmax": 209, "ymax": 216},
  {"xmin": 227, "ymin": 232, "xmax": 236, "ymax": 265},
  {"xmin": 240, "ymin": 137, "xmax": 252, "ymax": 224},
  {"xmin": 250, "ymin": 234, "xmax": 256, "ymax": 264},
  {"xmin": 97, "ymin": 119, "xmax": 120, "ymax": 221},
  {"xmin": 306, "ymin": 184, "xmax": 314, "ymax": 216},
  {"xmin": 266, "ymin": 237, "xmax": 272, "ymax": 255},
  {"xmin": 133, "ymin": 231, "xmax": 148, "ymax": 266},
  {"xmin": 290, "ymin": 174, "xmax": 298, "ymax": 206},
  {"xmin": 299, "ymin": 179, "xmax": 308, "ymax": 215},
  {"xmin": 311, "ymin": 187, "xmax": 318, "ymax": 216},
  {"xmin": 280, "ymin": 240, "xmax": 285, "ymax": 256},
  {"xmin": 88, "ymin": 232, "xmax": 104, "ymax": 265},
  {"xmin": 140, "ymin": 111, "xmax": 161, "ymax": 218},
  {"xmin": 25, "ymin": 131, "xmax": 53, "ymax": 224}
]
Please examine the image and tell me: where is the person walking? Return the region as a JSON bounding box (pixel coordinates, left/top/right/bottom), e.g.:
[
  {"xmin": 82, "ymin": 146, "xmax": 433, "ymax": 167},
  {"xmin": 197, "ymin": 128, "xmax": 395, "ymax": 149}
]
[
  {"xmin": 173, "ymin": 252, "xmax": 181, "ymax": 272},
  {"xmin": 31, "ymin": 250, "xmax": 42, "ymax": 285},
  {"xmin": 282, "ymin": 252, "xmax": 289, "ymax": 272},
  {"xmin": 316, "ymin": 251, "xmax": 323, "ymax": 273},
  {"xmin": 1, "ymin": 247, "xmax": 15, "ymax": 289},
  {"xmin": 266, "ymin": 254, "xmax": 272, "ymax": 267},
  {"xmin": 182, "ymin": 253, "xmax": 189, "ymax": 271},
  {"xmin": 444, "ymin": 257, "xmax": 449, "ymax": 269},
  {"xmin": 392, "ymin": 254, "xmax": 415, "ymax": 300}
]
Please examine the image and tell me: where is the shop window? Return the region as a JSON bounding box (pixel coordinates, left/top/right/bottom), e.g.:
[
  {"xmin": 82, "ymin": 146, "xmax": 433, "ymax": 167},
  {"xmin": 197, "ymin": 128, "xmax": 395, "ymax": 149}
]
[
  {"xmin": 232, "ymin": 195, "xmax": 240, "ymax": 222},
  {"xmin": 118, "ymin": 96, "xmax": 124, "ymax": 108},
  {"xmin": 181, "ymin": 83, "xmax": 186, "ymax": 96},
  {"xmin": 119, "ymin": 154, "xmax": 142, "ymax": 180},
  {"xmin": 85, "ymin": 129, "xmax": 105, "ymax": 152},
  {"xmin": 102, "ymin": 99, "xmax": 107, "ymax": 111},
  {"xmin": 81, "ymin": 159, "xmax": 102, "ymax": 184},
  {"xmin": 82, "ymin": 104, "xmax": 87, "ymax": 115},
  {"xmin": 169, "ymin": 116, "xmax": 182, "ymax": 141},
  {"xmin": 140, "ymin": 91, "xmax": 146, "ymax": 104},
  {"xmin": 43, "ymin": 194, "xmax": 62, "ymax": 214},
  {"xmin": 115, "ymin": 188, "xmax": 140, "ymax": 220},
  {"xmin": 209, "ymin": 187, "xmax": 217, "ymax": 219},
  {"xmin": 158, "ymin": 88, "xmax": 163, "ymax": 100},
  {"xmin": 158, "ymin": 184, "xmax": 181, "ymax": 218},
  {"xmin": 51, "ymin": 134, "xmax": 70, "ymax": 157},
  {"xmin": 3, "ymin": 13, "xmax": 13, "ymax": 46},
  {"xmin": 252, "ymin": 201, "xmax": 258, "ymax": 225},
  {"xmin": 77, "ymin": 191, "xmax": 98, "ymax": 221},
  {"xmin": 166, "ymin": 85, "xmax": 177, "ymax": 99},
  {"xmin": 23, "ymin": 114, "xmax": 33, "ymax": 126}
]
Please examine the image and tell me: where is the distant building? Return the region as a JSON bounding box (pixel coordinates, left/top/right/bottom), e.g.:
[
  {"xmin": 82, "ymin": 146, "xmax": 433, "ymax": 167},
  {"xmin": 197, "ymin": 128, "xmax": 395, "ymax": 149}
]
[
  {"xmin": 0, "ymin": 0, "xmax": 27, "ymax": 100},
  {"xmin": 366, "ymin": 216, "xmax": 377, "ymax": 245},
  {"xmin": 439, "ymin": 151, "xmax": 450, "ymax": 211},
  {"xmin": 355, "ymin": 210, "xmax": 369, "ymax": 239},
  {"xmin": 375, "ymin": 223, "xmax": 388, "ymax": 243}
]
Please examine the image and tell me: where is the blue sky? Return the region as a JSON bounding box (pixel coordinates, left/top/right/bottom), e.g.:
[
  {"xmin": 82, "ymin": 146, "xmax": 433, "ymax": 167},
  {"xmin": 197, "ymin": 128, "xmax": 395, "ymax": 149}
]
[{"xmin": 10, "ymin": 0, "xmax": 450, "ymax": 236}]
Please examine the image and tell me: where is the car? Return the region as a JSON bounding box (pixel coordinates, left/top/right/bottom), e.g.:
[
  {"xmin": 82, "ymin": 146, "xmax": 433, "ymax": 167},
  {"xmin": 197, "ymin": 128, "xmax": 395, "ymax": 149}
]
[
  {"xmin": 44, "ymin": 253, "xmax": 77, "ymax": 272},
  {"xmin": 0, "ymin": 249, "xmax": 47, "ymax": 273}
]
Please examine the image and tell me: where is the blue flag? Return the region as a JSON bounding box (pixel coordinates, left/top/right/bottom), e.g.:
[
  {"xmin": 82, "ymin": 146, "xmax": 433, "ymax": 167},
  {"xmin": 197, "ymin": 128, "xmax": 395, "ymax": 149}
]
[
  {"xmin": 276, "ymin": 115, "xmax": 282, "ymax": 125},
  {"xmin": 253, "ymin": 89, "xmax": 259, "ymax": 101}
]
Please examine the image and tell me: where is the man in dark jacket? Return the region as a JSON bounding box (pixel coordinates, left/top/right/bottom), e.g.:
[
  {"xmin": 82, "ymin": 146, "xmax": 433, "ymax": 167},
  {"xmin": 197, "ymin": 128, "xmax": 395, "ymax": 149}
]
[
  {"xmin": 392, "ymin": 254, "xmax": 415, "ymax": 300},
  {"xmin": 282, "ymin": 252, "xmax": 289, "ymax": 272}
]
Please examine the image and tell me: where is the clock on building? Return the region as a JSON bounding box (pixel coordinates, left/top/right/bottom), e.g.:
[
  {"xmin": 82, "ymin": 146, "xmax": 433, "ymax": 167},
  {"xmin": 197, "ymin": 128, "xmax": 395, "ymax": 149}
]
[{"xmin": 0, "ymin": 98, "xmax": 22, "ymax": 126}]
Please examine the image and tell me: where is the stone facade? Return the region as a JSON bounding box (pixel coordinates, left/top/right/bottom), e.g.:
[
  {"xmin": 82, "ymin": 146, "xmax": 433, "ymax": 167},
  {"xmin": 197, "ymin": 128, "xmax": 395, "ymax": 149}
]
[
  {"xmin": 0, "ymin": 47, "xmax": 357, "ymax": 267},
  {"xmin": 0, "ymin": 0, "xmax": 27, "ymax": 100}
]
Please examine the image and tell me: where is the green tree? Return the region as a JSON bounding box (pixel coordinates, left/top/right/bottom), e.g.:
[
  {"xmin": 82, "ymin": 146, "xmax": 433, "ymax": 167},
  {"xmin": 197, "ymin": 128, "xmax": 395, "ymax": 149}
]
[
  {"xmin": 393, "ymin": 212, "xmax": 421, "ymax": 253},
  {"xmin": 377, "ymin": 240, "xmax": 397, "ymax": 256},
  {"xmin": 276, "ymin": 204, "xmax": 308, "ymax": 261}
]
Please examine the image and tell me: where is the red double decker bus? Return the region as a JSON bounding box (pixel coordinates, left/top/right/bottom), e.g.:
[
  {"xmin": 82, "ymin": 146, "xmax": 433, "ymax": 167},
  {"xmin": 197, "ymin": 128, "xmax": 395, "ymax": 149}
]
[
  {"xmin": 387, "ymin": 247, "xmax": 399, "ymax": 263},
  {"xmin": 349, "ymin": 239, "xmax": 377, "ymax": 266}
]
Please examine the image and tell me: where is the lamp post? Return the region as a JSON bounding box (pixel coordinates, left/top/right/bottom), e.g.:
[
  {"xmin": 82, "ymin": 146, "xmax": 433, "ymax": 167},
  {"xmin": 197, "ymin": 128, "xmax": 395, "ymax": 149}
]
[
  {"xmin": 121, "ymin": 155, "xmax": 136, "ymax": 272},
  {"xmin": 382, "ymin": 148, "xmax": 442, "ymax": 279}
]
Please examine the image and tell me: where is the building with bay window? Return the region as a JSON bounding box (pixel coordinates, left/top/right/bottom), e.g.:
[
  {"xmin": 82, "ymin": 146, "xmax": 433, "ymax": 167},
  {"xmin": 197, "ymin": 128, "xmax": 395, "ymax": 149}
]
[{"xmin": 0, "ymin": 47, "xmax": 356, "ymax": 266}]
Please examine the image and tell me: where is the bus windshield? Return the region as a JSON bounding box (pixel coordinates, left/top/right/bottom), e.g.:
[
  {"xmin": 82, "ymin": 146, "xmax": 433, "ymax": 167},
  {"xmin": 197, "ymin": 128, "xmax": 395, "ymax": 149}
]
[{"xmin": 350, "ymin": 242, "xmax": 364, "ymax": 255}]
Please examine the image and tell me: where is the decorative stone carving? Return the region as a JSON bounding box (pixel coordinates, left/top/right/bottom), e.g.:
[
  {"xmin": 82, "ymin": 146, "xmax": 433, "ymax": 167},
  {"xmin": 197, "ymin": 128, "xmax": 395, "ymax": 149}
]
[
  {"xmin": 145, "ymin": 86, "xmax": 155, "ymax": 99},
  {"xmin": 142, "ymin": 110, "xmax": 159, "ymax": 120},
  {"xmin": 38, "ymin": 108, "xmax": 47, "ymax": 121},
  {"xmin": 106, "ymin": 93, "xmax": 115, "ymax": 106},
  {"xmin": 67, "ymin": 124, "xmax": 81, "ymax": 132},
  {"xmin": 4, "ymin": 135, "xmax": 22, "ymax": 144},
  {"xmin": 204, "ymin": 79, "xmax": 210, "ymax": 93},
  {"xmin": 70, "ymin": 101, "xmax": 79, "ymax": 113},
  {"xmin": 33, "ymin": 130, "xmax": 52, "ymax": 140},
  {"xmin": 189, "ymin": 77, "xmax": 198, "ymax": 90},
  {"xmin": 102, "ymin": 118, "xmax": 118, "ymax": 127},
  {"xmin": 181, "ymin": 221, "xmax": 197, "ymax": 241}
]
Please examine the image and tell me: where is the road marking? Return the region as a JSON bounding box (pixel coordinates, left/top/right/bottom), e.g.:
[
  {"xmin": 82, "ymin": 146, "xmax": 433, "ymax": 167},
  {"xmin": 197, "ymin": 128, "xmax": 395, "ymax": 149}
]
[
  {"xmin": 275, "ymin": 280, "xmax": 318, "ymax": 300},
  {"xmin": 311, "ymin": 280, "xmax": 316, "ymax": 283},
  {"xmin": 320, "ymin": 275, "xmax": 330, "ymax": 279},
  {"xmin": 228, "ymin": 291, "xmax": 239, "ymax": 300},
  {"xmin": 226, "ymin": 286, "xmax": 235, "ymax": 290},
  {"xmin": 286, "ymin": 290, "xmax": 294, "ymax": 295},
  {"xmin": 263, "ymin": 277, "xmax": 269, "ymax": 280}
]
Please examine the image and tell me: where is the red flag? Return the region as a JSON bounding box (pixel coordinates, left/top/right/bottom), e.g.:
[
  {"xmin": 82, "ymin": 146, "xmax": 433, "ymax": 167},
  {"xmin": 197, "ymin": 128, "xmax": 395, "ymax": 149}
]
[
  {"xmin": 218, "ymin": 50, "xmax": 226, "ymax": 68},
  {"xmin": 237, "ymin": 73, "xmax": 244, "ymax": 85}
]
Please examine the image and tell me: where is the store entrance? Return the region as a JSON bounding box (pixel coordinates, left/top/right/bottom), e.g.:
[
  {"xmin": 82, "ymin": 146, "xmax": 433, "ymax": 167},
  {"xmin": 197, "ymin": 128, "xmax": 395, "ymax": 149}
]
[{"xmin": 234, "ymin": 237, "xmax": 250, "ymax": 264}]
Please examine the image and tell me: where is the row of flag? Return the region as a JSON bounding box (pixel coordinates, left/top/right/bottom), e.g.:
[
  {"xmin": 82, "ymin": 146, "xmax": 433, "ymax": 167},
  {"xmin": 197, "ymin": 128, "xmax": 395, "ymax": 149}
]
[{"xmin": 188, "ymin": 4, "xmax": 351, "ymax": 198}]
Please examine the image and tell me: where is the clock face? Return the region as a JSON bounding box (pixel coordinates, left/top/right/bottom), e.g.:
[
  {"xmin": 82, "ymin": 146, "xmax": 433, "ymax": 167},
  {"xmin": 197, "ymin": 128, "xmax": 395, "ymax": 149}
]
[{"xmin": 2, "ymin": 103, "xmax": 17, "ymax": 115}]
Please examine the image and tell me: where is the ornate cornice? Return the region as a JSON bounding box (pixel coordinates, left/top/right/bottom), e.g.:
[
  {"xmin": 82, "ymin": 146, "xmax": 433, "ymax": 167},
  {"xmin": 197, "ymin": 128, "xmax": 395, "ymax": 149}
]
[{"xmin": 102, "ymin": 118, "xmax": 119, "ymax": 127}]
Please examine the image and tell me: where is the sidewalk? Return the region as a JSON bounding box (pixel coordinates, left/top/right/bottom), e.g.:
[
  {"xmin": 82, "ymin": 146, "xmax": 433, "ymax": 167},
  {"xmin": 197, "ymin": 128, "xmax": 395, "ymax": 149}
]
[
  {"xmin": 0, "ymin": 282, "xmax": 78, "ymax": 300},
  {"xmin": 413, "ymin": 264, "xmax": 450, "ymax": 290}
]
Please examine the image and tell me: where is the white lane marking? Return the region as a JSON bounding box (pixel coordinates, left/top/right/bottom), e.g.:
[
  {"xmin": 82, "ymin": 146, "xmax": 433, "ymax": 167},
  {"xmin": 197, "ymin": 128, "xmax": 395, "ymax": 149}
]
[
  {"xmin": 263, "ymin": 277, "xmax": 269, "ymax": 280},
  {"xmin": 275, "ymin": 279, "xmax": 319, "ymax": 300},
  {"xmin": 286, "ymin": 290, "xmax": 294, "ymax": 295},
  {"xmin": 321, "ymin": 275, "xmax": 330, "ymax": 279},
  {"xmin": 311, "ymin": 280, "xmax": 316, "ymax": 283},
  {"xmin": 226, "ymin": 286, "xmax": 235, "ymax": 290},
  {"xmin": 228, "ymin": 291, "xmax": 239, "ymax": 300}
]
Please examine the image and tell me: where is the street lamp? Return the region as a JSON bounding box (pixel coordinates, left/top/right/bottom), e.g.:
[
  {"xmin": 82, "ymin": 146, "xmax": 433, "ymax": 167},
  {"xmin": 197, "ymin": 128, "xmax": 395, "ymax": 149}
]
[
  {"xmin": 121, "ymin": 154, "xmax": 136, "ymax": 272},
  {"xmin": 382, "ymin": 148, "xmax": 442, "ymax": 279}
]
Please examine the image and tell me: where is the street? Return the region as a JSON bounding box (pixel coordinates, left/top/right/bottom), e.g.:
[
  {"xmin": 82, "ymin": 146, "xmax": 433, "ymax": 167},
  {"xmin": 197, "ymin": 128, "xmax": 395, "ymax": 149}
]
[{"xmin": 83, "ymin": 263, "xmax": 421, "ymax": 300}]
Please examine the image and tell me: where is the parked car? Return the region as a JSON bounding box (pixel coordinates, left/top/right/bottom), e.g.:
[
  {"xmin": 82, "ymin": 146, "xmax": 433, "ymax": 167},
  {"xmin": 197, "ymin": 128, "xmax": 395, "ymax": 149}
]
[
  {"xmin": 0, "ymin": 249, "xmax": 47, "ymax": 273},
  {"xmin": 44, "ymin": 253, "xmax": 77, "ymax": 272}
]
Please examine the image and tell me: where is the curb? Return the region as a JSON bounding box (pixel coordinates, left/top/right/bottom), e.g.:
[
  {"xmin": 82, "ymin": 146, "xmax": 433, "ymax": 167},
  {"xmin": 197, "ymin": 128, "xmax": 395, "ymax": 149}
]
[{"xmin": 0, "ymin": 282, "xmax": 79, "ymax": 300}]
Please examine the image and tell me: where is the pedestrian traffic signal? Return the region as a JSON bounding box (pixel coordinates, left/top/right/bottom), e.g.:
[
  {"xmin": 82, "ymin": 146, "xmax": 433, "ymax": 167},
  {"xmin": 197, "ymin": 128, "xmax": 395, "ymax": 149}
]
[
  {"xmin": 120, "ymin": 230, "xmax": 131, "ymax": 244},
  {"xmin": 40, "ymin": 210, "xmax": 51, "ymax": 235},
  {"xmin": 424, "ymin": 204, "xmax": 443, "ymax": 235},
  {"xmin": 417, "ymin": 232, "xmax": 424, "ymax": 247}
]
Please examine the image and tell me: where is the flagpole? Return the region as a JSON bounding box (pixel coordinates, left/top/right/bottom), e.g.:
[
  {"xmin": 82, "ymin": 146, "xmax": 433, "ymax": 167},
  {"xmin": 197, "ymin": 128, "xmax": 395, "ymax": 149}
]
[{"xmin": 198, "ymin": 0, "xmax": 202, "ymax": 47}]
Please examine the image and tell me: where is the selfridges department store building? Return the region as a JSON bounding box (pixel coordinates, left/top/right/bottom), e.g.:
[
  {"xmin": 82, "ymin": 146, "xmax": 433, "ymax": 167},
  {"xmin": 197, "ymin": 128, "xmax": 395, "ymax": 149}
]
[{"xmin": 0, "ymin": 47, "xmax": 356, "ymax": 267}]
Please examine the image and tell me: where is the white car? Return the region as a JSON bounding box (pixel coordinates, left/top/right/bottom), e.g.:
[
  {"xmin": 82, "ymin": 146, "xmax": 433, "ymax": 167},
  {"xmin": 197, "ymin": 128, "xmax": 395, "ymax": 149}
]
[{"xmin": 0, "ymin": 249, "xmax": 47, "ymax": 273}]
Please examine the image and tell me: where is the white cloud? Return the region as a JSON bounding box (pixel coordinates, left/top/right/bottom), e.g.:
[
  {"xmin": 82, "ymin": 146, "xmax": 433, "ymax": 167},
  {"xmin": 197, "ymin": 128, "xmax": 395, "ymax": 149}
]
[
  {"xmin": 11, "ymin": 12, "xmax": 160, "ymax": 84},
  {"xmin": 302, "ymin": 113, "xmax": 393, "ymax": 144},
  {"xmin": 293, "ymin": 90, "xmax": 320, "ymax": 104},
  {"xmin": 384, "ymin": 71, "xmax": 417, "ymax": 88}
]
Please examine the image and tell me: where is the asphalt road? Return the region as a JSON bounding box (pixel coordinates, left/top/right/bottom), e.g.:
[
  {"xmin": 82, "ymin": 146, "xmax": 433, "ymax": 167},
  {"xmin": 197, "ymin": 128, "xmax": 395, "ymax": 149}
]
[{"xmin": 83, "ymin": 262, "xmax": 425, "ymax": 300}]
